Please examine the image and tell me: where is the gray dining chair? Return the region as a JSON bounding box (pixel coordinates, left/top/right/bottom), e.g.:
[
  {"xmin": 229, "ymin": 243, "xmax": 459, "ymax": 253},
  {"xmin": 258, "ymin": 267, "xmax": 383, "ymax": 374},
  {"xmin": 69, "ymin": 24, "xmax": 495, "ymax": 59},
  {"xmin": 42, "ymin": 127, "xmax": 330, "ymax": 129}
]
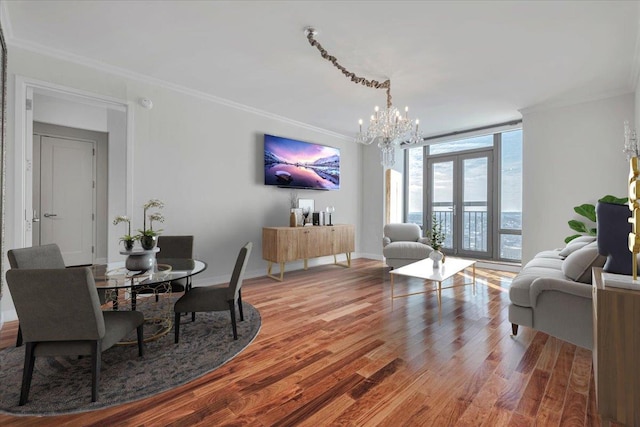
[
  {"xmin": 173, "ymin": 242, "xmax": 252, "ymax": 342},
  {"xmin": 135, "ymin": 235, "xmax": 194, "ymax": 303},
  {"xmin": 6, "ymin": 267, "xmax": 144, "ymax": 405},
  {"xmin": 7, "ymin": 244, "xmax": 112, "ymax": 347}
]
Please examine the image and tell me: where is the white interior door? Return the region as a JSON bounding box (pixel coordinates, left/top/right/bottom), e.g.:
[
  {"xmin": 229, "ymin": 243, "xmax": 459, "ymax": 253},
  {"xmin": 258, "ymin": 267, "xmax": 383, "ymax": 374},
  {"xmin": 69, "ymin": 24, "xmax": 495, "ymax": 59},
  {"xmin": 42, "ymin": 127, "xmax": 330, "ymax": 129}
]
[{"xmin": 40, "ymin": 136, "xmax": 95, "ymax": 265}]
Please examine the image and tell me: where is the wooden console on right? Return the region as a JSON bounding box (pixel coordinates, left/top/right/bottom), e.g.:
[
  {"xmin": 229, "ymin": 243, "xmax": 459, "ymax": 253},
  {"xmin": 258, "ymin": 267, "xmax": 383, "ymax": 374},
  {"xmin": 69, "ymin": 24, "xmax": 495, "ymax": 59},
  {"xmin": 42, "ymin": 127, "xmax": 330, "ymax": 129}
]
[{"xmin": 592, "ymin": 267, "xmax": 640, "ymax": 426}]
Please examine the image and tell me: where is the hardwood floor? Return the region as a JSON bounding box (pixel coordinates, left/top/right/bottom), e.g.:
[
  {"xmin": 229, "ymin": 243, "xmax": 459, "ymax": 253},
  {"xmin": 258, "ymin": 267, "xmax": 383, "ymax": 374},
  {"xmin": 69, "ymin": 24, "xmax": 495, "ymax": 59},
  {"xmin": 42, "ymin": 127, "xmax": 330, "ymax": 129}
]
[{"xmin": 0, "ymin": 258, "xmax": 608, "ymax": 426}]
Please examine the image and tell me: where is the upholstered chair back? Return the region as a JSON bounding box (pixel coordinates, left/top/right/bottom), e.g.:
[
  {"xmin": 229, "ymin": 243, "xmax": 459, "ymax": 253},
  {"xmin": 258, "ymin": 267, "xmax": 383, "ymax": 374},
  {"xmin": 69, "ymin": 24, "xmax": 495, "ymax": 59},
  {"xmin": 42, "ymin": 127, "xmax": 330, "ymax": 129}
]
[
  {"xmin": 8, "ymin": 244, "xmax": 66, "ymax": 269},
  {"xmin": 6, "ymin": 268, "xmax": 105, "ymax": 344},
  {"xmin": 596, "ymin": 201, "xmax": 633, "ymax": 275},
  {"xmin": 383, "ymin": 223, "xmax": 422, "ymax": 243},
  {"xmin": 157, "ymin": 236, "xmax": 194, "ymax": 259},
  {"xmin": 227, "ymin": 242, "xmax": 252, "ymax": 301}
]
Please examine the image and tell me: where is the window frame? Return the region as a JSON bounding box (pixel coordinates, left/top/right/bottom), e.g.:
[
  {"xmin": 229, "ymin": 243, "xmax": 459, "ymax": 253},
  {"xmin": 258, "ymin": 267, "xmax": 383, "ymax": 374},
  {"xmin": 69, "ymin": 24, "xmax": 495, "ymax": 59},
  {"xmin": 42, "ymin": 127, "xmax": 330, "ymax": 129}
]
[{"xmin": 403, "ymin": 128, "xmax": 522, "ymax": 262}]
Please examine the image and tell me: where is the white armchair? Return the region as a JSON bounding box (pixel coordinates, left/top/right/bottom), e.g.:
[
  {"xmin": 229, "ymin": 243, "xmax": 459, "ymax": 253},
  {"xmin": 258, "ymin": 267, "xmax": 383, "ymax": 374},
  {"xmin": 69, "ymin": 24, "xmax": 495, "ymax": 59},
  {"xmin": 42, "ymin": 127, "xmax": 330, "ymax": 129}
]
[{"xmin": 383, "ymin": 223, "xmax": 433, "ymax": 268}]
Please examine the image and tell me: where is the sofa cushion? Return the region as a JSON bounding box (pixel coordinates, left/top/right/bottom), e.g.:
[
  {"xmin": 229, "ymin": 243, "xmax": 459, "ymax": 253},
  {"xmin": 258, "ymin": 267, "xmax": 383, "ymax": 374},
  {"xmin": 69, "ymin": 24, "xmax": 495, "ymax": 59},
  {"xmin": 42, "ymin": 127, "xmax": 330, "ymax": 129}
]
[
  {"xmin": 534, "ymin": 250, "xmax": 563, "ymax": 260},
  {"xmin": 509, "ymin": 266, "xmax": 567, "ymax": 307},
  {"xmin": 525, "ymin": 257, "xmax": 564, "ymax": 271},
  {"xmin": 558, "ymin": 236, "xmax": 596, "ymax": 258},
  {"xmin": 383, "ymin": 241, "xmax": 431, "ymax": 260},
  {"xmin": 562, "ymin": 242, "xmax": 606, "ymax": 283}
]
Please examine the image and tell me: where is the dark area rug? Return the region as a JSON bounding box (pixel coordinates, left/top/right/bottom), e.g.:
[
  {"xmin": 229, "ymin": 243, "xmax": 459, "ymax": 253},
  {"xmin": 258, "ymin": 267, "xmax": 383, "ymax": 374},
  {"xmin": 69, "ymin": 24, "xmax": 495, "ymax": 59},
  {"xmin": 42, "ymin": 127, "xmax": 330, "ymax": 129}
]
[{"xmin": 0, "ymin": 300, "xmax": 261, "ymax": 416}]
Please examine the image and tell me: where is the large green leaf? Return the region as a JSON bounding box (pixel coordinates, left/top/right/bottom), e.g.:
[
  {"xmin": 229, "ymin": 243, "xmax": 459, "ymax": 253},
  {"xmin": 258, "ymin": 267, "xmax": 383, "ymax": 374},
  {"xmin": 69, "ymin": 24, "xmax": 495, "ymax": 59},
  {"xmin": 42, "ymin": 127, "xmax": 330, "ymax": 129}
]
[
  {"xmin": 573, "ymin": 204, "xmax": 596, "ymax": 222},
  {"xmin": 565, "ymin": 234, "xmax": 582, "ymax": 244},
  {"xmin": 568, "ymin": 220, "xmax": 589, "ymax": 233},
  {"xmin": 599, "ymin": 195, "xmax": 628, "ymax": 205}
]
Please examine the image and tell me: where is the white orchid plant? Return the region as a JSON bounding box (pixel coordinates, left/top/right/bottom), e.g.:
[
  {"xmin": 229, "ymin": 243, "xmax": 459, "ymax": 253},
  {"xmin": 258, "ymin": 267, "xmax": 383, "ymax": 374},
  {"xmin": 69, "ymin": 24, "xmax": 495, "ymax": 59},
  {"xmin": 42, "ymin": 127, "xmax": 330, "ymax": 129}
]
[
  {"xmin": 139, "ymin": 199, "xmax": 165, "ymax": 237},
  {"xmin": 113, "ymin": 199, "xmax": 166, "ymax": 249},
  {"xmin": 113, "ymin": 215, "xmax": 137, "ymax": 244}
]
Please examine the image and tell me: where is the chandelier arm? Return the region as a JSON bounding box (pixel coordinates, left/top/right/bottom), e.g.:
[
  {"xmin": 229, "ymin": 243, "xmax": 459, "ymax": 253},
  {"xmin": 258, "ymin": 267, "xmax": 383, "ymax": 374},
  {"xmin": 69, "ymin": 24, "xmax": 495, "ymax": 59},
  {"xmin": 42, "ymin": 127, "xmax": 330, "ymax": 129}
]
[{"xmin": 305, "ymin": 29, "xmax": 390, "ymax": 96}]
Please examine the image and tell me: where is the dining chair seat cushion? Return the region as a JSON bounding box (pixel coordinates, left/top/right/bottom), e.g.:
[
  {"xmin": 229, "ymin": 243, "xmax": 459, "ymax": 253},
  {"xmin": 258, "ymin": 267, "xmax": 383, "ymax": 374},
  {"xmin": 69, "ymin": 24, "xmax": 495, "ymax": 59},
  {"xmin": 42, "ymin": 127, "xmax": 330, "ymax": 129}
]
[
  {"xmin": 174, "ymin": 286, "xmax": 230, "ymax": 313},
  {"xmin": 33, "ymin": 310, "xmax": 144, "ymax": 356}
]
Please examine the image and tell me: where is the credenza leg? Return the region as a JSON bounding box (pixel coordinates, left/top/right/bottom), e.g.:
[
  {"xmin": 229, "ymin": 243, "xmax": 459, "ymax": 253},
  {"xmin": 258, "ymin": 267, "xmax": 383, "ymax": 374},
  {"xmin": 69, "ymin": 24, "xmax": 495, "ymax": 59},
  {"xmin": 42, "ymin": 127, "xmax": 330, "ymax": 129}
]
[
  {"xmin": 334, "ymin": 252, "xmax": 352, "ymax": 268},
  {"xmin": 266, "ymin": 261, "xmax": 286, "ymax": 282}
]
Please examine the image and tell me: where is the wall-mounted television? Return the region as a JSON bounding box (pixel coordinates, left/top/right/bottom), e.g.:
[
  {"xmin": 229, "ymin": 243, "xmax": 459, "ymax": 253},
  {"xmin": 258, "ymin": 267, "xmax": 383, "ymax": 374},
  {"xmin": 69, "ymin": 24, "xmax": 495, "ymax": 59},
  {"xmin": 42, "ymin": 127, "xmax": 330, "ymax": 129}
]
[{"xmin": 264, "ymin": 134, "xmax": 340, "ymax": 190}]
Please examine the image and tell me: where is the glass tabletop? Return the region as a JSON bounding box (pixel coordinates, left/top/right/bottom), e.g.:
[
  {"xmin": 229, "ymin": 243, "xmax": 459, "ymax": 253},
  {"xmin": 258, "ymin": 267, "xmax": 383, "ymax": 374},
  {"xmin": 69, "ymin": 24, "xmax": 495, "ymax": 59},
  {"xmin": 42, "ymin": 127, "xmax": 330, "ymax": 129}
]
[{"xmin": 91, "ymin": 258, "xmax": 207, "ymax": 290}]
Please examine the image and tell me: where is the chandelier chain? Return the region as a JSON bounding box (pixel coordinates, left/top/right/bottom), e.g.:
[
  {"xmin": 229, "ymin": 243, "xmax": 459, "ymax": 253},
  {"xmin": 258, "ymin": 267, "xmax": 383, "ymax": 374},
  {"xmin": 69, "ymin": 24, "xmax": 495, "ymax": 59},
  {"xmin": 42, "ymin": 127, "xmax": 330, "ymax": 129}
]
[{"xmin": 305, "ymin": 29, "xmax": 392, "ymax": 108}]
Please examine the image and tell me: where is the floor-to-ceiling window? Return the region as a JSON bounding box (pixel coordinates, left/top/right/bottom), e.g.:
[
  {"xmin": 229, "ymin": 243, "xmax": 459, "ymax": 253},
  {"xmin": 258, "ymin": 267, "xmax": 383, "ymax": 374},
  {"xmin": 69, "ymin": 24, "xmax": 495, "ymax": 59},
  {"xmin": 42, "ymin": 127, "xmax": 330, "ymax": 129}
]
[{"xmin": 405, "ymin": 128, "xmax": 522, "ymax": 262}]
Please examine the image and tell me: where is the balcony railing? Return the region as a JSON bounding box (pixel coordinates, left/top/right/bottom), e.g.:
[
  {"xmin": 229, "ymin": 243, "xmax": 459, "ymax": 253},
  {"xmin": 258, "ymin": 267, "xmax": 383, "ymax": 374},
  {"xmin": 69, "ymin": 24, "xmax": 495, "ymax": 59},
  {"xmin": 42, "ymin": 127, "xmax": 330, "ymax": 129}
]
[
  {"xmin": 432, "ymin": 203, "xmax": 487, "ymax": 252},
  {"xmin": 407, "ymin": 204, "xmax": 521, "ymax": 260}
]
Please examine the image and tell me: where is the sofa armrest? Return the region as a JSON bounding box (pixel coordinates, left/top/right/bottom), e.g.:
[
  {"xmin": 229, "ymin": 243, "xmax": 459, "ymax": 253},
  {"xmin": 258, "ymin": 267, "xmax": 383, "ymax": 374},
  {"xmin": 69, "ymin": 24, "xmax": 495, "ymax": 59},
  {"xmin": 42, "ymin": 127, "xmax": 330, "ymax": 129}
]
[
  {"xmin": 529, "ymin": 277, "xmax": 592, "ymax": 308},
  {"xmin": 383, "ymin": 236, "xmax": 391, "ymax": 247}
]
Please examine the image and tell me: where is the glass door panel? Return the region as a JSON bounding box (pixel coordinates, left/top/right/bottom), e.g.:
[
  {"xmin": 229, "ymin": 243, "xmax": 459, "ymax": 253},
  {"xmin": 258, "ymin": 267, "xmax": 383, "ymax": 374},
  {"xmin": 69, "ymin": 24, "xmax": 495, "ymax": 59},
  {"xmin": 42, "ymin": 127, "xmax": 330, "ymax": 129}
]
[
  {"xmin": 430, "ymin": 159, "xmax": 454, "ymax": 249},
  {"xmin": 428, "ymin": 152, "xmax": 492, "ymax": 257},
  {"xmin": 461, "ymin": 156, "xmax": 489, "ymax": 254}
]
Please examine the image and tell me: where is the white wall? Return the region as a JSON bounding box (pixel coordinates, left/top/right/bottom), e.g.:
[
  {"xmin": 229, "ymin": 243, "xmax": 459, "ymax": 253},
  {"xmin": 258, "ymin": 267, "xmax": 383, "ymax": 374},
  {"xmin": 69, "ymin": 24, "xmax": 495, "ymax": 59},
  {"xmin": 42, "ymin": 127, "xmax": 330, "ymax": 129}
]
[
  {"xmin": 34, "ymin": 93, "xmax": 108, "ymax": 132},
  {"xmin": 2, "ymin": 46, "xmax": 362, "ymax": 321},
  {"xmin": 359, "ymin": 143, "xmax": 386, "ymax": 259},
  {"xmin": 521, "ymin": 93, "xmax": 633, "ymax": 263}
]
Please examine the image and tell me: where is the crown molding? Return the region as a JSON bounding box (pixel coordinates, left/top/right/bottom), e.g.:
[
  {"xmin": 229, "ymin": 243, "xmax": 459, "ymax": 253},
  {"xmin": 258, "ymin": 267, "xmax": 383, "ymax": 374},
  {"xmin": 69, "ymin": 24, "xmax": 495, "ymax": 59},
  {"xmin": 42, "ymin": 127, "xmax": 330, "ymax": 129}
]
[
  {"xmin": 6, "ymin": 37, "xmax": 352, "ymax": 142},
  {"xmin": 518, "ymin": 88, "xmax": 634, "ymax": 116}
]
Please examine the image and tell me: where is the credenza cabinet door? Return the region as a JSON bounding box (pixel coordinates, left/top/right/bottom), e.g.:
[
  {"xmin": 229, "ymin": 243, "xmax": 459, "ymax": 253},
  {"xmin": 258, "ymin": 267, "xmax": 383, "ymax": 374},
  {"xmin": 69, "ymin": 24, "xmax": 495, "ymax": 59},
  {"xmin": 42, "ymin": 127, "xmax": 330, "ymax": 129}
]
[
  {"xmin": 332, "ymin": 225, "xmax": 355, "ymax": 254},
  {"xmin": 262, "ymin": 227, "xmax": 299, "ymax": 262}
]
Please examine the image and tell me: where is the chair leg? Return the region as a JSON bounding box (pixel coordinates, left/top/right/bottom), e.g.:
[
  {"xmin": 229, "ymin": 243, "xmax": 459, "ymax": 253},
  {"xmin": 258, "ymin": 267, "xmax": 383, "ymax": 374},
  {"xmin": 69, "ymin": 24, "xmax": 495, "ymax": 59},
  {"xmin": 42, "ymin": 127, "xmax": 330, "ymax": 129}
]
[
  {"xmin": 174, "ymin": 312, "xmax": 181, "ymax": 344},
  {"xmin": 238, "ymin": 290, "xmax": 244, "ymax": 321},
  {"xmin": 16, "ymin": 325, "xmax": 23, "ymax": 347},
  {"xmin": 511, "ymin": 323, "xmax": 519, "ymax": 336},
  {"xmin": 137, "ymin": 324, "xmax": 144, "ymax": 357},
  {"xmin": 192, "ymin": 312, "xmax": 195, "ymax": 322},
  {"xmin": 91, "ymin": 340, "xmax": 102, "ymax": 403},
  {"xmin": 19, "ymin": 342, "xmax": 36, "ymax": 406},
  {"xmin": 228, "ymin": 300, "xmax": 238, "ymax": 340}
]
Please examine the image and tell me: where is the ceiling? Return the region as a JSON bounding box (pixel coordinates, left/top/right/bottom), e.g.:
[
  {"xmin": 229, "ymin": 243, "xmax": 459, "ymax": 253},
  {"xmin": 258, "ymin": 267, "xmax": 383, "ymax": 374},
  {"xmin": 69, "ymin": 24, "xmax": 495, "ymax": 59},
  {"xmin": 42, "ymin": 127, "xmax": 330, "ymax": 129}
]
[{"xmin": 2, "ymin": 1, "xmax": 639, "ymax": 139}]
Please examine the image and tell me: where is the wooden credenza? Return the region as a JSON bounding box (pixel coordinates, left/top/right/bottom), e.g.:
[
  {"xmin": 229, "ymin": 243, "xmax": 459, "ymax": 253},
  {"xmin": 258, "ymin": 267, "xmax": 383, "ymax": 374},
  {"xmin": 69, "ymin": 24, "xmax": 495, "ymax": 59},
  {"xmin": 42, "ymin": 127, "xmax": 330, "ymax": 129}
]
[
  {"xmin": 262, "ymin": 224, "xmax": 355, "ymax": 281},
  {"xmin": 592, "ymin": 268, "xmax": 640, "ymax": 426}
]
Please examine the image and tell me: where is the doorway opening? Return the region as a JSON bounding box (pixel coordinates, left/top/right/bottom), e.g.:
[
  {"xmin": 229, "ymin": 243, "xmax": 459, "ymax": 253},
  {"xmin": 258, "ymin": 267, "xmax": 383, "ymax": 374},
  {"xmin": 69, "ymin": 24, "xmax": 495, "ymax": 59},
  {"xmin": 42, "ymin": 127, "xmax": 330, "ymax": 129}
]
[{"xmin": 13, "ymin": 76, "xmax": 132, "ymax": 263}]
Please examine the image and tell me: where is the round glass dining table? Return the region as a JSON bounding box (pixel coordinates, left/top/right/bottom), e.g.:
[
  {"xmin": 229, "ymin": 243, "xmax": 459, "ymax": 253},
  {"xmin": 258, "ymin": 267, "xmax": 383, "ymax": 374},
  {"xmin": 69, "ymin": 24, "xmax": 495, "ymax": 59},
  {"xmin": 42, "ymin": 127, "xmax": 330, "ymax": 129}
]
[{"xmin": 90, "ymin": 258, "xmax": 207, "ymax": 342}]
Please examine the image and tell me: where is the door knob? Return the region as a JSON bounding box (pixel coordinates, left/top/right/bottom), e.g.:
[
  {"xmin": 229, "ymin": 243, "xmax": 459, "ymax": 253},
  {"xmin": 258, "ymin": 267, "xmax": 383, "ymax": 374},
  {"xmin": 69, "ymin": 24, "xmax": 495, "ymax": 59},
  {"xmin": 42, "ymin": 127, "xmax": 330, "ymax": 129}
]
[{"xmin": 43, "ymin": 213, "xmax": 58, "ymax": 218}]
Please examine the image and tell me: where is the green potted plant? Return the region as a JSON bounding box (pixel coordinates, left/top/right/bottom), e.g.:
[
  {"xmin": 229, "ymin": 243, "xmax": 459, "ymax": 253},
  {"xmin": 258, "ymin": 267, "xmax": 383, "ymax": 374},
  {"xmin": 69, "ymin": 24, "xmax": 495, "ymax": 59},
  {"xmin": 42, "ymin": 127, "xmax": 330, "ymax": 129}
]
[
  {"xmin": 113, "ymin": 215, "xmax": 137, "ymax": 251},
  {"xmin": 426, "ymin": 214, "xmax": 446, "ymax": 267},
  {"xmin": 138, "ymin": 199, "xmax": 165, "ymax": 250},
  {"xmin": 565, "ymin": 195, "xmax": 628, "ymax": 243}
]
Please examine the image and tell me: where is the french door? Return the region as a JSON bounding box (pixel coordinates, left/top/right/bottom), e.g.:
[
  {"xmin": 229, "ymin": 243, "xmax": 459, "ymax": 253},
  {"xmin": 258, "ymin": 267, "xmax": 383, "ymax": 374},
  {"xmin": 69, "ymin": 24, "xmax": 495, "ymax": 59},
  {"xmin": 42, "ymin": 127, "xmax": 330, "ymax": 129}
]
[{"xmin": 427, "ymin": 150, "xmax": 493, "ymax": 258}]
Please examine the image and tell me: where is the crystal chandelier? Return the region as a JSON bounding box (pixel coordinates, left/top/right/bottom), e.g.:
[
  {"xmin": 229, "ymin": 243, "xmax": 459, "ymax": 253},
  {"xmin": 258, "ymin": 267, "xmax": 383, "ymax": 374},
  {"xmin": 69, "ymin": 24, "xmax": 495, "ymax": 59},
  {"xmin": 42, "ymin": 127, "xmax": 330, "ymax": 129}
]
[{"xmin": 305, "ymin": 28, "xmax": 422, "ymax": 168}]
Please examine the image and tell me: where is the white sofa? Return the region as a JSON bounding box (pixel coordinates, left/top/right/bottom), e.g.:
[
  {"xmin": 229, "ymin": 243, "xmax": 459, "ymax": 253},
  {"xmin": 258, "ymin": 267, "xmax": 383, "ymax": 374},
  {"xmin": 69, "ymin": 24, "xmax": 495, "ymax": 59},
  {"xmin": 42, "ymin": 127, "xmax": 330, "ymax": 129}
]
[
  {"xmin": 508, "ymin": 236, "xmax": 606, "ymax": 349},
  {"xmin": 382, "ymin": 223, "xmax": 433, "ymax": 269}
]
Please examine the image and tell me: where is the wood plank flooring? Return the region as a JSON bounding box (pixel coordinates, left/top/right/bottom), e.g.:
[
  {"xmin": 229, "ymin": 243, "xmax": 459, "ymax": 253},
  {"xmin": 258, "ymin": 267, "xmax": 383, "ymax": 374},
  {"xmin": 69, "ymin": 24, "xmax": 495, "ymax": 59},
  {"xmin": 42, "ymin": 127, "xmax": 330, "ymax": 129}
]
[{"xmin": 0, "ymin": 258, "xmax": 610, "ymax": 426}]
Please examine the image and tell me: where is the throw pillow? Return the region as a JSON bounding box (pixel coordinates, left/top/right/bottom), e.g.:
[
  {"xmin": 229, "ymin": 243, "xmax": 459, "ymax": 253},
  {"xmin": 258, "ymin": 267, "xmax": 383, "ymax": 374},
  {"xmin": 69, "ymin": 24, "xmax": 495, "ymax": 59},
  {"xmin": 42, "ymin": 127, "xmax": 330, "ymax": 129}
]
[
  {"xmin": 562, "ymin": 241, "xmax": 606, "ymax": 283},
  {"xmin": 558, "ymin": 236, "xmax": 595, "ymax": 258}
]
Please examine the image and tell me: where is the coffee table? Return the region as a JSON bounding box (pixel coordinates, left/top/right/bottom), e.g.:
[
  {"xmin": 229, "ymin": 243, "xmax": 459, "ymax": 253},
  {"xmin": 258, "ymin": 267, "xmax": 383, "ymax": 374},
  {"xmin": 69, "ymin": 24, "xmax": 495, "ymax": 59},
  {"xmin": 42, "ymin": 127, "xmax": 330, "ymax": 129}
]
[{"xmin": 390, "ymin": 257, "xmax": 476, "ymax": 315}]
